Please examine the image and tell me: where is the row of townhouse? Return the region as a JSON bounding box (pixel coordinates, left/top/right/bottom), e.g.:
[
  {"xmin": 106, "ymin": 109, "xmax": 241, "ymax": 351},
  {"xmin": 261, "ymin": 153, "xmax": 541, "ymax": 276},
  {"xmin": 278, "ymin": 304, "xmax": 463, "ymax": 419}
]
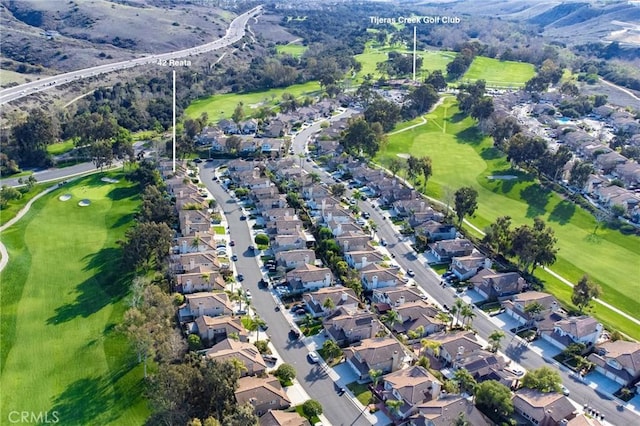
[{"xmin": 165, "ymin": 163, "xmax": 310, "ymax": 426}]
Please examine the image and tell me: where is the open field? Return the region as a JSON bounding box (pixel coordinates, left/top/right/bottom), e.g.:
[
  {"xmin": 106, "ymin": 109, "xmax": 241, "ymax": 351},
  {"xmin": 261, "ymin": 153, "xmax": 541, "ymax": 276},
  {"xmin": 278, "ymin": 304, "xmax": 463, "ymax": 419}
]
[
  {"xmin": 276, "ymin": 43, "xmax": 308, "ymax": 58},
  {"xmin": 185, "ymin": 81, "xmax": 322, "ymax": 121},
  {"xmin": 0, "ymin": 182, "xmax": 56, "ymax": 226},
  {"xmin": 462, "ymin": 56, "xmax": 536, "ymax": 88},
  {"xmin": 376, "ymin": 97, "xmax": 640, "ymax": 339},
  {"xmin": 0, "ymin": 173, "xmax": 148, "ymax": 424},
  {"xmin": 46, "ymin": 139, "xmax": 76, "ymax": 156}
]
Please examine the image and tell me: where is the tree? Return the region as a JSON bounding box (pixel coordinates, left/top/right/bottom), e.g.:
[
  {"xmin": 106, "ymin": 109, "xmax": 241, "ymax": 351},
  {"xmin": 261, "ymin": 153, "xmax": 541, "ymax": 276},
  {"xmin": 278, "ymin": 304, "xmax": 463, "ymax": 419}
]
[
  {"xmin": 506, "ymin": 133, "xmax": 547, "ymax": 167},
  {"xmin": 329, "ymin": 183, "xmax": 346, "ymax": 197},
  {"xmin": 425, "ymin": 70, "xmax": 447, "ymax": 91},
  {"xmin": 471, "ymin": 96, "xmax": 494, "ymax": 121},
  {"xmin": 474, "ymin": 380, "xmax": 514, "ymax": 419},
  {"xmin": 254, "ymin": 233, "xmax": 269, "ymax": 246},
  {"xmin": 452, "ymin": 413, "xmax": 470, "ymax": 426},
  {"xmin": 231, "ymin": 102, "xmax": 245, "ymax": 124},
  {"xmin": 488, "ymin": 330, "xmax": 505, "ymax": 353},
  {"xmin": 572, "ymin": 275, "xmax": 601, "ymax": 312},
  {"xmin": 322, "ymin": 297, "xmax": 336, "ymax": 311},
  {"xmin": 388, "ymin": 157, "xmax": 405, "ymax": 177},
  {"xmin": 322, "ymin": 339, "xmax": 342, "ymax": 362},
  {"xmin": 529, "ymin": 217, "xmax": 557, "ymax": 273},
  {"xmin": 569, "ymin": 161, "xmax": 593, "ymax": 190},
  {"xmin": 340, "ymin": 117, "xmax": 386, "ymax": 158},
  {"xmin": 381, "ymin": 309, "xmax": 400, "ymax": 328},
  {"xmin": 140, "ymin": 185, "xmax": 173, "ymax": 224},
  {"xmin": 524, "ymin": 301, "xmax": 545, "ymax": 320},
  {"xmin": 454, "ymin": 186, "xmax": 478, "ymax": 226},
  {"xmin": 301, "ymin": 400, "xmax": 323, "ymax": 420},
  {"xmin": 222, "ymin": 403, "xmax": 258, "ymax": 426},
  {"xmin": 420, "ymin": 339, "xmax": 441, "ymax": 358},
  {"xmin": 188, "ymin": 334, "xmax": 203, "ymax": 351},
  {"xmin": 460, "ymin": 304, "xmax": 475, "ymax": 328},
  {"xmin": 274, "ymin": 363, "xmax": 297, "ymax": 385},
  {"xmin": 483, "ymin": 216, "xmax": 512, "ymax": 255},
  {"xmin": 521, "ymin": 366, "xmax": 562, "ymax": 393},
  {"xmin": 12, "ymin": 108, "xmax": 57, "ymax": 167},
  {"xmin": 538, "ymin": 145, "xmax": 572, "ymax": 182},
  {"xmin": 405, "ymin": 84, "xmax": 439, "ymax": 116},
  {"xmin": 453, "ymin": 368, "xmax": 477, "ymax": 395},
  {"xmin": 385, "ymin": 399, "xmax": 403, "ymax": 417},
  {"xmin": 369, "ymin": 369, "xmax": 383, "ymax": 386},
  {"xmin": 120, "ymin": 221, "xmax": 173, "ymax": 270},
  {"xmin": 491, "ymin": 116, "xmax": 521, "ymax": 151},
  {"xmin": 417, "ymin": 156, "xmax": 433, "ymax": 188},
  {"xmin": 91, "ymin": 139, "xmax": 115, "ymax": 170},
  {"xmin": 364, "ymin": 98, "xmax": 401, "ymax": 132}
]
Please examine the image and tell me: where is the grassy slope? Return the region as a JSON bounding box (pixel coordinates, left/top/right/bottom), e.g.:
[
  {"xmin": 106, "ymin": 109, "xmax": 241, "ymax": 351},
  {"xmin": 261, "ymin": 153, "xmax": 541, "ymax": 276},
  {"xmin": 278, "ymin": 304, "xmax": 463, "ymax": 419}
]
[
  {"xmin": 0, "ymin": 173, "xmax": 148, "ymax": 425},
  {"xmin": 463, "ymin": 56, "xmax": 536, "ymax": 87},
  {"xmin": 376, "ymin": 97, "xmax": 640, "ymax": 339},
  {"xmin": 276, "ymin": 44, "xmax": 308, "ymax": 57},
  {"xmin": 185, "ymin": 81, "xmax": 322, "ymax": 121},
  {"xmin": 354, "ymin": 46, "xmax": 455, "ymax": 83},
  {"xmin": 0, "ymin": 182, "xmax": 56, "ymax": 226}
]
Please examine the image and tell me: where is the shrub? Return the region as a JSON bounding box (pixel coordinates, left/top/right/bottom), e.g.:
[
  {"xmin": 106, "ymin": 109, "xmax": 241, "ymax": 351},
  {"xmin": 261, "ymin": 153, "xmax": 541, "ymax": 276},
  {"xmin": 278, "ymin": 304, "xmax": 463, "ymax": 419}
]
[
  {"xmin": 255, "ymin": 233, "xmax": 269, "ymax": 246},
  {"xmin": 302, "ymin": 399, "xmax": 323, "ymax": 419},
  {"xmin": 187, "ymin": 334, "xmax": 203, "ymax": 351}
]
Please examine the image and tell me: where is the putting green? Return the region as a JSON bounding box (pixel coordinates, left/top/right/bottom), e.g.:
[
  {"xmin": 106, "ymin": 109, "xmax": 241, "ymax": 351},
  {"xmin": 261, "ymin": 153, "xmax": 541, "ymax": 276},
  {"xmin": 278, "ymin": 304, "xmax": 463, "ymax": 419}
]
[
  {"xmin": 377, "ymin": 97, "xmax": 640, "ymax": 339},
  {"xmin": 462, "ymin": 56, "xmax": 536, "ymax": 88},
  {"xmin": 0, "ymin": 173, "xmax": 148, "ymax": 425}
]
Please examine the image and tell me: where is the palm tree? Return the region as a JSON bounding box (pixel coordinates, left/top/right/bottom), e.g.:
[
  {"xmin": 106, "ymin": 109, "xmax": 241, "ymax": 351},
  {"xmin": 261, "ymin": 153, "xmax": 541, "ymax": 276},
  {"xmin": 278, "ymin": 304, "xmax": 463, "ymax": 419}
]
[
  {"xmin": 453, "ymin": 368, "xmax": 477, "ymax": 395},
  {"xmin": 381, "ymin": 309, "xmax": 401, "ymax": 329},
  {"xmin": 191, "ymin": 235, "xmax": 202, "ymax": 252},
  {"xmin": 453, "ymin": 299, "xmax": 465, "ymax": 326},
  {"xmin": 369, "ymin": 369, "xmax": 383, "ymax": 387},
  {"xmin": 254, "ymin": 316, "xmax": 267, "ymax": 342},
  {"xmin": 435, "ymin": 312, "xmax": 450, "ymax": 330},
  {"xmin": 420, "ymin": 338, "xmax": 441, "ymax": 358},
  {"xmin": 524, "ymin": 301, "xmax": 545, "ymax": 321},
  {"xmin": 229, "ymin": 357, "xmax": 248, "ymax": 376},
  {"xmin": 460, "ymin": 304, "xmax": 475, "ymax": 328},
  {"xmin": 488, "ymin": 330, "xmax": 505, "ymax": 353},
  {"xmin": 449, "ymin": 305, "xmax": 458, "ymax": 329},
  {"xmin": 323, "ymin": 297, "xmax": 336, "ymax": 312},
  {"xmin": 385, "ymin": 399, "xmax": 403, "ymax": 418}
]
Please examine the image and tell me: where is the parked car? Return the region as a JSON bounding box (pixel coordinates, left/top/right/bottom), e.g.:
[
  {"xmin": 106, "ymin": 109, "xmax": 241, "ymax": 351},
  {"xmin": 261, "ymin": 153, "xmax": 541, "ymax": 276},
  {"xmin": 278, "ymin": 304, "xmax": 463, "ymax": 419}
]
[
  {"xmin": 407, "ymin": 269, "xmax": 415, "ymax": 277},
  {"xmin": 560, "ymin": 384, "xmax": 570, "ymax": 396},
  {"xmin": 237, "ymin": 274, "xmax": 244, "ymax": 282},
  {"xmin": 229, "ymin": 240, "xmax": 235, "ymax": 246},
  {"xmin": 231, "ymin": 254, "xmax": 238, "ymax": 261},
  {"xmin": 308, "ymin": 351, "xmax": 320, "ymax": 363},
  {"xmin": 263, "ymin": 355, "xmax": 278, "ymax": 364}
]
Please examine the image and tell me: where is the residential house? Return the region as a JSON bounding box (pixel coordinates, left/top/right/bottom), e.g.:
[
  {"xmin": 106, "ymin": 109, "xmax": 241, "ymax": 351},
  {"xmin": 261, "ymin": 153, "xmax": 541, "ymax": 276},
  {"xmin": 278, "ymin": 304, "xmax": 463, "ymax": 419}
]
[
  {"xmin": 408, "ymin": 208, "xmax": 445, "ymax": 228},
  {"xmin": 263, "ymin": 120, "xmax": 287, "ymax": 138},
  {"xmin": 336, "ymin": 231, "xmax": 371, "ymax": 253},
  {"xmin": 344, "ymin": 337, "xmax": 405, "ymax": 382},
  {"xmin": 324, "ymin": 308, "xmax": 382, "ymax": 346},
  {"xmin": 328, "ymin": 219, "xmax": 362, "ymax": 237},
  {"xmin": 360, "ymin": 263, "xmax": 402, "ymax": 291},
  {"xmin": 428, "ymin": 239, "xmax": 474, "ymax": 263},
  {"xmin": 262, "ymin": 207, "xmax": 295, "ymax": 222},
  {"xmin": 175, "ymin": 232, "xmax": 218, "ymax": 254},
  {"xmin": 272, "ymin": 217, "xmax": 304, "ymax": 236},
  {"xmin": 193, "ymin": 315, "xmax": 247, "ymax": 343},
  {"xmin": 372, "ymin": 287, "xmax": 423, "ymax": 308},
  {"xmin": 566, "ymin": 413, "xmax": 605, "ymax": 426},
  {"xmin": 614, "ymin": 161, "xmax": 640, "ymax": 187},
  {"xmin": 303, "ymin": 286, "xmax": 359, "ymax": 317},
  {"xmin": 475, "ymin": 272, "xmax": 527, "ymax": 302},
  {"xmin": 272, "ymin": 232, "xmax": 308, "ymax": 253},
  {"xmin": 241, "ymin": 119, "xmax": 258, "ymax": 134},
  {"xmin": 286, "ymin": 263, "xmax": 333, "ymax": 292},
  {"xmin": 204, "ymin": 338, "xmax": 266, "ymax": 377},
  {"xmin": 179, "ymin": 210, "xmax": 211, "ymax": 236},
  {"xmin": 259, "ymin": 410, "xmax": 310, "ymax": 426},
  {"xmin": 408, "ymin": 395, "xmax": 491, "ymax": 426},
  {"xmin": 218, "ymin": 119, "xmax": 239, "ymax": 134},
  {"xmin": 512, "ymin": 388, "xmax": 576, "ymax": 426},
  {"xmin": 235, "ymin": 375, "xmax": 291, "ymax": 416},
  {"xmin": 587, "ymin": 340, "xmax": 640, "ymax": 389},
  {"xmin": 176, "ymin": 268, "xmax": 226, "ymax": 293},
  {"xmin": 541, "ymin": 315, "xmax": 603, "ymax": 351},
  {"xmin": 174, "ymin": 252, "xmax": 220, "ymax": 274},
  {"xmin": 453, "ymin": 349, "xmax": 509, "ymax": 383},
  {"xmin": 414, "ymin": 221, "xmax": 457, "ymax": 242},
  {"xmin": 345, "ymin": 246, "xmax": 386, "ymax": 270},
  {"xmin": 276, "ymin": 249, "xmax": 316, "ymax": 270},
  {"xmin": 197, "ymin": 126, "xmax": 224, "ymax": 147},
  {"xmin": 450, "ymin": 255, "xmax": 490, "ymax": 281},
  {"xmin": 502, "ymin": 292, "xmax": 560, "ymax": 326},
  {"xmin": 391, "ymin": 301, "xmax": 446, "ymax": 338},
  {"xmin": 393, "ymin": 199, "xmax": 431, "ymax": 218},
  {"xmin": 379, "ymin": 365, "xmax": 441, "ymax": 420},
  {"xmin": 179, "ymin": 292, "xmax": 232, "ymax": 322},
  {"xmin": 427, "ymin": 331, "xmax": 483, "ymax": 366}
]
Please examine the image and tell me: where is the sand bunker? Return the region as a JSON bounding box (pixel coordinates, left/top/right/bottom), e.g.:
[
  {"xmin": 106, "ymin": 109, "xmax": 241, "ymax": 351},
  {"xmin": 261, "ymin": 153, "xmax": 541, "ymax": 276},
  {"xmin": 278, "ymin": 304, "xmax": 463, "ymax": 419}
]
[
  {"xmin": 487, "ymin": 175, "xmax": 518, "ymax": 180},
  {"xmin": 78, "ymin": 199, "xmax": 91, "ymax": 207},
  {"xmin": 58, "ymin": 194, "xmax": 72, "ymax": 202},
  {"xmin": 101, "ymin": 177, "xmax": 119, "ymax": 183},
  {"xmin": 396, "ymin": 153, "xmax": 410, "ymax": 159}
]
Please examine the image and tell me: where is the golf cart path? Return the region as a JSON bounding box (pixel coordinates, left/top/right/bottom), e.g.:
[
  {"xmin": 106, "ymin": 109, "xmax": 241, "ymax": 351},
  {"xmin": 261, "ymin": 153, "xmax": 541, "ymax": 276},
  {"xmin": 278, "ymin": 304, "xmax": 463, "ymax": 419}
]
[
  {"xmin": 0, "ymin": 184, "xmax": 61, "ymax": 272},
  {"xmin": 388, "ymin": 97, "xmax": 447, "ymax": 136}
]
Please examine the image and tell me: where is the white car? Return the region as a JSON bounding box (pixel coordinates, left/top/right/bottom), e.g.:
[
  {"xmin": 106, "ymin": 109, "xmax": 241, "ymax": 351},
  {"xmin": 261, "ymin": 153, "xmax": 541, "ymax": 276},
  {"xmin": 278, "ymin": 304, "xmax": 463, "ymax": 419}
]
[
  {"xmin": 308, "ymin": 351, "xmax": 320, "ymax": 364},
  {"xmin": 560, "ymin": 384, "xmax": 570, "ymax": 396}
]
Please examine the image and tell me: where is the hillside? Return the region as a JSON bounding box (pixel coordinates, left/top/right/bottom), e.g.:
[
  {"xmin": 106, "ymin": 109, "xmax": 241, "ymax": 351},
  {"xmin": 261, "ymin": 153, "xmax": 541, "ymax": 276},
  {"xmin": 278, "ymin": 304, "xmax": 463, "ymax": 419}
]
[{"xmin": 0, "ymin": 0, "xmax": 233, "ymax": 72}]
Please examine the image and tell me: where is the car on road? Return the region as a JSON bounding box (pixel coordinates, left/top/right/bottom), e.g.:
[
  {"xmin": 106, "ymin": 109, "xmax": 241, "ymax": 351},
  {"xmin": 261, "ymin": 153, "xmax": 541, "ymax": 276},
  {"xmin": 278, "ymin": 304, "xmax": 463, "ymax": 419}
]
[
  {"xmin": 229, "ymin": 240, "xmax": 235, "ymax": 246},
  {"xmin": 308, "ymin": 351, "xmax": 320, "ymax": 363},
  {"xmin": 263, "ymin": 355, "xmax": 278, "ymax": 364},
  {"xmin": 248, "ymin": 245, "xmax": 255, "ymax": 252},
  {"xmin": 337, "ymin": 387, "xmax": 346, "ymax": 396},
  {"xmin": 560, "ymin": 384, "xmax": 570, "ymax": 396},
  {"xmin": 240, "ymin": 215, "xmax": 247, "ymax": 220},
  {"xmin": 245, "ymin": 290, "xmax": 252, "ymax": 300},
  {"xmin": 274, "ymin": 306, "xmax": 280, "ymax": 312},
  {"xmin": 237, "ymin": 274, "xmax": 244, "ymax": 282},
  {"xmin": 231, "ymin": 254, "xmax": 238, "ymax": 261},
  {"xmin": 407, "ymin": 269, "xmax": 415, "ymax": 277},
  {"xmin": 380, "ymin": 238, "xmax": 387, "ymax": 246},
  {"xmin": 289, "ymin": 329, "xmax": 301, "ymax": 340}
]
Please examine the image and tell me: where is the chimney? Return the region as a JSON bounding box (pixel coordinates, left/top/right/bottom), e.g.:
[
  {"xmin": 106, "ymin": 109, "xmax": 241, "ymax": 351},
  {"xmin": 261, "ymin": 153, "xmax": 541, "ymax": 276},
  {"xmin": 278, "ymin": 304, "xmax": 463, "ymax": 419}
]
[
  {"xmin": 189, "ymin": 258, "xmax": 195, "ymax": 271},
  {"xmin": 483, "ymin": 258, "xmax": 492, "ymax": 270},
  {"xmin": 371, "ymin": 318, "xmax": 380, "ymax": 337},
  {"xmin": 324, "ymin": 273, "xmax": 331, "ymax": 286},
  {"xmin": 431, "ymin": 380, "xmax": 441, "ymax": 400},
  {"xmin": 397, "ymin": 296, "xmax": 405, "ymax": 306},
  {"xmin": 391, "ymin": 350, "xmax": 401, "ymax": 372},
  {"xmin": 179, "ymin": 190, "xmax": 183, "ymax": 198},
  {"xmin": 343, "ymin": 240, "xmax": 349, "ymax": 251},
  {"xmin": 420, "ymin": 201, "xmax": 426, "ymax": 212},
  {"xmin": 361, "ymin": 256, "xmax": 368, "ymax": 268},
  {"xmin": 372, "ymin": 275, "xmax": 378, "ymax": 288},
  {"xmin": 181, "ymin": 240, "xmax": 188, "ymax": 254},
  {"xmin": 336, "ymin": 223, "xmax": 342, "ymax": 236},
  {"xmin": 341, "ymin": 292, "xmax": 348, "ymax": 302},
  {"xmin": 304, "ymin": 255, "xmax": 310, "ymax": 264}
]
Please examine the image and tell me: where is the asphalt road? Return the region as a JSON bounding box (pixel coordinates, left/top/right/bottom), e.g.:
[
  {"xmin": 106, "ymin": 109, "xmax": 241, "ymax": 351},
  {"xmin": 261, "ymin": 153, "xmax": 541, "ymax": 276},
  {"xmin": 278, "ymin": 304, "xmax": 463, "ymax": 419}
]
[
  {"xmin": 0, "ymin": 6, "xmax": 262, "ymax": 105},
  {"xmin": 290, "ymin": 114, "xmax": 639, "ymax": 425},
  {"xmin": 198, "ymin": 163, "xmax": 372, "ymax": 426}
]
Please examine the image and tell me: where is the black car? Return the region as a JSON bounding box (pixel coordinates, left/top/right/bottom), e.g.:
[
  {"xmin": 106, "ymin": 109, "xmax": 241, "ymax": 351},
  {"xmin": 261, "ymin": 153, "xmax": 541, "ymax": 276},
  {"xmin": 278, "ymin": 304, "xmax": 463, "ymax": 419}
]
[
  {"xmin": 237, "ymin": 274, "xmax": 244, "ymax": 282},
  {"xmin": 289, "ymin": 329, "xmax": 301, "ymax": 340},
  {"xmin": 240, "ymin": 215, "xmax": 247, "ymax": 221}
]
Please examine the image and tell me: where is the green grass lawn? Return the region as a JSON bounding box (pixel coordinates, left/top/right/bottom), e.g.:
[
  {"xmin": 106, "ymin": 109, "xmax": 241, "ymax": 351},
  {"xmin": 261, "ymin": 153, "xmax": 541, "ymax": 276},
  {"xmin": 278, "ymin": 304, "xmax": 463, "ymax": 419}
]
[
  {"xmin": 212, "ymin": 225, "xmax": 226, "ymax": 235},
  {"xmin": 346, "ymin": 381, "xmax": 373, "ymax": 406},
  {"xmin": 376, "ymin": 96, "xmax": 640, "ymax": 339},
  {"xmin": 185, "ymin": 81, "xmax": 322, "ymax": 122},
  {"xmin": 276, "ymin": 43, "xmax": 308, "ymax": 58},
  {"xmin": 0, "ymin": 182, "xmax": 57, "ymax": 226},
  {"xmin": 462, "ymin": 56, "xmax": 536, "ymax": 88},
  {"xmin": 46, "ymin": 139, "xmax": 76, "ymax": 156},
  {"xmin": 354, "ymin": 45, "xmax": 455, "ymax": 83},
  {"xmin": 0, "ymin": 173, "xmax": 149, "ymax": 425}
]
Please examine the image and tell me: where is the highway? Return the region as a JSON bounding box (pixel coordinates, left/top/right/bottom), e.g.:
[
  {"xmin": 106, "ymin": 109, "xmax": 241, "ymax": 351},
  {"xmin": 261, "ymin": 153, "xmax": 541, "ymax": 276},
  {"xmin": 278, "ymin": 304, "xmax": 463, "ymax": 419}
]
[
  {"xmin": 0, "ymin": 6, "xmax": 262, "ymax": 105},
  {"xmin": 290, "ymin": 113, "xmax": 639, "ymax": 426}
]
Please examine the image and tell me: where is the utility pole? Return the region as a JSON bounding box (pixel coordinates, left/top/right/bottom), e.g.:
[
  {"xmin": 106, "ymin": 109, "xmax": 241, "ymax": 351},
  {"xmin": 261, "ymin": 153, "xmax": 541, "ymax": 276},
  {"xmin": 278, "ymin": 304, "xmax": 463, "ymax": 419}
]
[
  {"xmin": 172, "ymin": 69, "xmax": 176, "ymax": 173},
  {"xmin": 412, "ymin": 26, "xmax": 417, "ymax": 82}
]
